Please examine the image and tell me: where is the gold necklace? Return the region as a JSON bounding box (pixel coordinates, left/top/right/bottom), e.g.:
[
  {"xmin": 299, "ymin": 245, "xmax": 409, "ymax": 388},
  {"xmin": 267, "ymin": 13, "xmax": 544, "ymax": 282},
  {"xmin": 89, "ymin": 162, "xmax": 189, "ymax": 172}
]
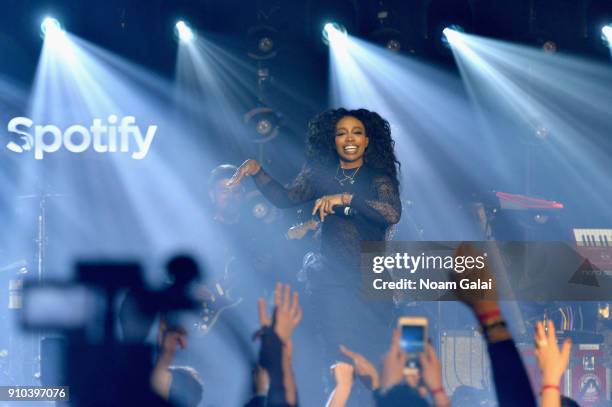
[{"xmin": 334, "ymin": 165, "xmax": 361, "ymax": 186}]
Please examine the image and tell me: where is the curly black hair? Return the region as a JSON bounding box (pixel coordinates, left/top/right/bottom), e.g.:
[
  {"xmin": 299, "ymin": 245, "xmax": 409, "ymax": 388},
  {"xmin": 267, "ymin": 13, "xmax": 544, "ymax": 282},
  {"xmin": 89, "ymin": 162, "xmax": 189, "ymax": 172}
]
[{"xmin": 305, "ymin": 108, "xmax": 400, "ymax": 185}]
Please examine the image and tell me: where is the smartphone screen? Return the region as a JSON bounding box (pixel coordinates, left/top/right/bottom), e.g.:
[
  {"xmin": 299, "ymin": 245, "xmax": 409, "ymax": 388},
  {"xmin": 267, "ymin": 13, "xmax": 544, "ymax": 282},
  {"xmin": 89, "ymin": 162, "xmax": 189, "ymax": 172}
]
[{"xmin": 400, "ymin": 324, "xmax": 425, "ymax": 354}]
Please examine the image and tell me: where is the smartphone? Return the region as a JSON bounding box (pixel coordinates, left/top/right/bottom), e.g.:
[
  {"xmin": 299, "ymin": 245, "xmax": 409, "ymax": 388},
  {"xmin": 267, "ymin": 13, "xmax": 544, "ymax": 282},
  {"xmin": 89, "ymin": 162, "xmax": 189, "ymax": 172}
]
[{"xmin": 398, "ymin": 316, "xmax": 428, "ymax": 374}]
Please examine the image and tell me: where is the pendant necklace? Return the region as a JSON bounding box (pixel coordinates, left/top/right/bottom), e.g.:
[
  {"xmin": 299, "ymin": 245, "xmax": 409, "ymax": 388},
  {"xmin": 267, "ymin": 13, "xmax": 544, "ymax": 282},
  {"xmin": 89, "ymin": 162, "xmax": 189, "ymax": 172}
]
[{"xmin": 334, "ymin": 165, "xmax": 361, "ymax": 186}]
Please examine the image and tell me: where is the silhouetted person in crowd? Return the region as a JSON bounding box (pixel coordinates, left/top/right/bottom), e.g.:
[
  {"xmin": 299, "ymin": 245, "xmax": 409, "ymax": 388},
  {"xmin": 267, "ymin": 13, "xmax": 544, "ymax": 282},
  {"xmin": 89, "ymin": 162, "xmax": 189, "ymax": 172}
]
[{"xmin": 152, "ymin": 325, "xmax": 203, "ymax": 407}]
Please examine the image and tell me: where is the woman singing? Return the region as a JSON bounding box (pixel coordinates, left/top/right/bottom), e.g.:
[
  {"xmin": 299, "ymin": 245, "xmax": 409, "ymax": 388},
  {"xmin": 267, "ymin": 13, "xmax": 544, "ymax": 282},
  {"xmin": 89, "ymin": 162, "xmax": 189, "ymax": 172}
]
[
  {"xmin": 229, "ymin": 108, "xmax": 401, "ymax": 277},
  {"xmin": 229, "ymin": 109, "xmax": 401, "ymax": 398}
]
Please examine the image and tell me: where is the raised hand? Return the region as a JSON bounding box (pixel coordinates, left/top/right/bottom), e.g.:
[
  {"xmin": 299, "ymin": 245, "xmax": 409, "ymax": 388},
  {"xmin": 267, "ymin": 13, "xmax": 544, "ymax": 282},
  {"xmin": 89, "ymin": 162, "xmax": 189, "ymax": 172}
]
[
  {"xmin": 273, "ymin": 283, "xmax": 303, "ymax": 344},
  {"xmin": 257, "ymin": 283, "xmax": 303, "ymax": 344},
  {"xmin": 331, "ymin": 362, "xmax": 355, "ymax": 389},
  {"xmin": 419, "ymin": 343, "xmax": 443, "ymax": 391},
  {"xmin": 257, "ymin": 297, "xmax": 273, "ymax": 328},
  {"xmin": 159, "ymin": 328, "xmax": 188, "ymax": 361},
  {"xmin": 326, "ymin": 362, "xmax": 355, "ymax": 407},
  {"xmin": 450, "ymin": 242, "xmax": 502, "ymax": 326},
  {"xmin": 339, "ymin": 345, "xmax": 380, "ymax": 390},
  {"xmin": 381, "ymin": 329, "xmax": 407, "ymax": 391},
  {"xmin": 535, "ymin": 320, "xmax": 571, "ymax": 385}
]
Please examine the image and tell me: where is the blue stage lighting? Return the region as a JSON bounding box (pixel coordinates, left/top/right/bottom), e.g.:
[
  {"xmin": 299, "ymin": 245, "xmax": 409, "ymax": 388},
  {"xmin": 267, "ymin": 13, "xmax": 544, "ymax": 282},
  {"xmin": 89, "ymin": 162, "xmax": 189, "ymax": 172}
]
[
  {"xmin": 322, "ymin": 22, "xmax": 347, "ymax": 45},
  {"xmin": 441, "ymin": 25, "xmax": 464, "ymax": 47},
  {"xmin": 175, "ymin": 21, "xmax": 195, "ymax": 42},
  {"xmin": 41, "ymin": 17, "xmax": 62, "ymax": 38},
  {"xmin": 603, "ymin": 24, "xmax": 612, "ymax": 43}
]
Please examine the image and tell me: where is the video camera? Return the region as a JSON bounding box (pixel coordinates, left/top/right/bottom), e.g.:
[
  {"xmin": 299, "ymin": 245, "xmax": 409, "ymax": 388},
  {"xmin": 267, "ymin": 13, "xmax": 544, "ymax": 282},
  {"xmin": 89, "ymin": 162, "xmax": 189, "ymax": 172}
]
[{"xmin": 20, "ymin": 256, "xmax": 202, "ymax": 406}]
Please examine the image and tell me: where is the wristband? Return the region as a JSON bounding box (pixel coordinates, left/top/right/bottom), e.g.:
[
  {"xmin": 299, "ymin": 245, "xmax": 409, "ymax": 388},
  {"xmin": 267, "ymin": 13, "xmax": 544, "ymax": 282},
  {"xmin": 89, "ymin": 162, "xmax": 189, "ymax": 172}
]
[
  {"xmin": 431, "ymin": 387, "xmax": 445, "ymax": 396},
  {"xmin": 477, "ymin": 309, "xmax": 501, "ymax": 323},
  {"xmin": 480, "ymin": 320, "xmax": 507, "ymax": 340},
  {"xmin": 341, "ymin": 193, "xmax": 352, "ymax": 206},
  {"xmin": 541, "ymin": 384, "xmax": 560, "ymax": 393}
]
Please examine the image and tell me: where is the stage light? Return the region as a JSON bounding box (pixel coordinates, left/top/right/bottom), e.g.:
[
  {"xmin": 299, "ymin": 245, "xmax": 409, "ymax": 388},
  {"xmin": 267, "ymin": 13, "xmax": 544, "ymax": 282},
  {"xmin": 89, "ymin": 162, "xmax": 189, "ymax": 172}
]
[
  {"xmin": 175, "ymin": 21, "xmax": 194, "ymax": 42},
  {"xmin": 603, "ymin": 24, "xmax": 612, "ymax": 43},
  {"xmin": 442, "ymin": 25, "xmax": 464, "ymax": 47},
  {"xmin": 244, "ymin": 107, "xmax": 282, "ymax": 143},
  {"xmin": 535, "ymin": 125, "xmax": 550, "ymax": 140},
  {"xmin": 41, "ymin": 17, "xmax": 62, "ymax": 38},
  {"xmin": 541, "ymin": 40, "xmax": 557, "ymax": 54},
  {"xmin": 386, "ymin": 39, "xmax": 401, "ymax": 52},
  {"xmin": 256, "ymin": 118, "xmax": 272, "ymax": 135},
  {"xmin": 533, "ymin": 214, "xmax": 549, "ymax": 224},
  {"xmin": 371, "ymin": 27, "xmax": 403, "ymax": 53},
  {"xmin": 598, "ymin": 303, "xmax": 611, "ymax": 320},
  {"xmin": 322, "ymin": 22, "xmax": 347, "ymax": 45},
  {"xmin": 259, "ymin": 37, "xmax": 273, "ymax": 53},
  {"xmin": 443, "ymin": 25, "xmax": 464, "ymax": 36},
  {"xmin": 247, "ymin": 25, "xmax": 278, "ymax": 60}
]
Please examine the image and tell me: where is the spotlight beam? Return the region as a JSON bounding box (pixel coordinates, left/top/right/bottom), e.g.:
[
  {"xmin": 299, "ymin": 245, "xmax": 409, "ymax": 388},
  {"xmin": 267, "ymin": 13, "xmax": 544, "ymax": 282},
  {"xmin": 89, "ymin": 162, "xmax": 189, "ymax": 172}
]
[
  {"xmin": 445, "ymin": 31, "xmax": 612, "ymax": 221},
  {"xmin": 41, "ymin": 17, "xmax": 63, "ymax": 40},
  {"xmin": 322, "ymin": 22, "xmax": 348, "ymax": 45},
  {"xmin": 176, "ymin": 21, "xmax": 195, "ymax": 42}
]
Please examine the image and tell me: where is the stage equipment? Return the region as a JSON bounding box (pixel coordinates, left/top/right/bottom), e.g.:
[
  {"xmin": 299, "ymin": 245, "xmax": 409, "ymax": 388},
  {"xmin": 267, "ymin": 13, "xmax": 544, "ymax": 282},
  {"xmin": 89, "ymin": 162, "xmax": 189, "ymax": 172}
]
[
  {"xmin": 428, "ymin": 0, "xmax": 472, "ymax": 55},
  {"xmin": 440, "ymin": 330, "xmax": 490, "ymax": 395},
  {"xmin": 322, "ymin": 22, "xmax": 347, "ymax": 45},
  {"xmin": 484, "ymin": 192, "xmax": 565, "ymax": 240},
  {"xmin": 194, "ymin": 281, "xmax": 242, "ymax": 336},
  {"xmin": 495, "ymin": 191, "xmax": 564, "ymax": 210},
  {"xmin": 441, "ymin": 330, "xmax": 611, "ymax": 406},
  {"xmin": 541, "ymin": 40, "xmax": 557, "ymax": 54},
  {"xmin": 41, "ymin": 17, "xmax": 62, "ymax": 38},
  {"xmin": 442, "ymin": 25, "xmax": 465, "ymax": 48},
  {"xmin": 371, "ymin": 27, "xmax": 403, "ymax": 52},
  {"xmin": 573, "ymin": 228, "xmax": 612, "ymax": 270},
  {"xmin": 370, "ymin": 4, "xmax": 404, "ymax": 53},
  {"xmin": 22, "ymin": 260, "xmax": 200, "ymax": 406},
  {"xmin": 535, "ymin": 124, "xmax": 550, "ymax": 140},
  {"xmin": 247, "ymin": 25, "xmax": 279, "ymax": 60},
  {"xmin": 574, "ymin": 229, "xmax": 612, "ymax": 248},
  {"xmin": 243, "ymin": 106, "xmax": 282, "ymax": 144},
  {"xmin": 597, "ymin": 303, "xmax": 610, "ymax": 320},
  {"xmin": 522, "ymin": 343, "xmax": 611, "ymax": 407},
  {"xmin": 175, "ymin": 21, "xmax": 194, "ymax": 42},
  {"xmin": 601, "ymin": 23, "xmax": 612, "ymax": 47},
  {"xmin": 245, "ymin": 190, "xmax": 280, "ymax": 224}
]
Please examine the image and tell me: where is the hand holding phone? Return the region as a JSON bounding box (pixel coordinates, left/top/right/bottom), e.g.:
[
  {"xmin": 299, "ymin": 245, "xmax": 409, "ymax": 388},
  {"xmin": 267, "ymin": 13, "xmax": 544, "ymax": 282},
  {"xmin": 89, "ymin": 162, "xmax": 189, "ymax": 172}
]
[{"xmin": 398, "ymin": 316, "xmax": 428, "ymax": 374}]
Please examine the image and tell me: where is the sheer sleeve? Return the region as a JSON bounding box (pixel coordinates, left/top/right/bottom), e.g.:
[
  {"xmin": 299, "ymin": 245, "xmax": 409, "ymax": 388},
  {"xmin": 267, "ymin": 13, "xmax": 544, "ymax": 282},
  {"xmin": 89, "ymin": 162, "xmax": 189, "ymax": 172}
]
[
  {"xmin": 349, "ymin": 175, "xmax": 401, "ymax": 226},
  {"xmin": 253, "ymin": 165, "xmax": 317, "ymax": 208}
]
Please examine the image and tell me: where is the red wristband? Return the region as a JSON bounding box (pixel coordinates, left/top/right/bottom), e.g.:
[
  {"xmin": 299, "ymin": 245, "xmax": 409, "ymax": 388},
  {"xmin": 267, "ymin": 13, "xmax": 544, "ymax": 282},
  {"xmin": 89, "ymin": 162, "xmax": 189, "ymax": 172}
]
[
  {"xmin": 541, "ymin": 384, "xmax": 560, "ymax": 393},
  {"xmin": 431, "ymin": 387, "xmax": 445, "ymax": 395},
  {"xmin": 477, "ymin": 309, "xmax": 501, "ymax": 323}
]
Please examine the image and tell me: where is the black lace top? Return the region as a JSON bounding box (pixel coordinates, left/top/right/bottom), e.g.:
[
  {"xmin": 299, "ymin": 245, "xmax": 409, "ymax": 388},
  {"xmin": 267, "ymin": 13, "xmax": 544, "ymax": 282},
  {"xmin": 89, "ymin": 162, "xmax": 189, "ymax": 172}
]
[{"xmin": 253, "ymin": 164, "xmax": 401, "ymax": 270}]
